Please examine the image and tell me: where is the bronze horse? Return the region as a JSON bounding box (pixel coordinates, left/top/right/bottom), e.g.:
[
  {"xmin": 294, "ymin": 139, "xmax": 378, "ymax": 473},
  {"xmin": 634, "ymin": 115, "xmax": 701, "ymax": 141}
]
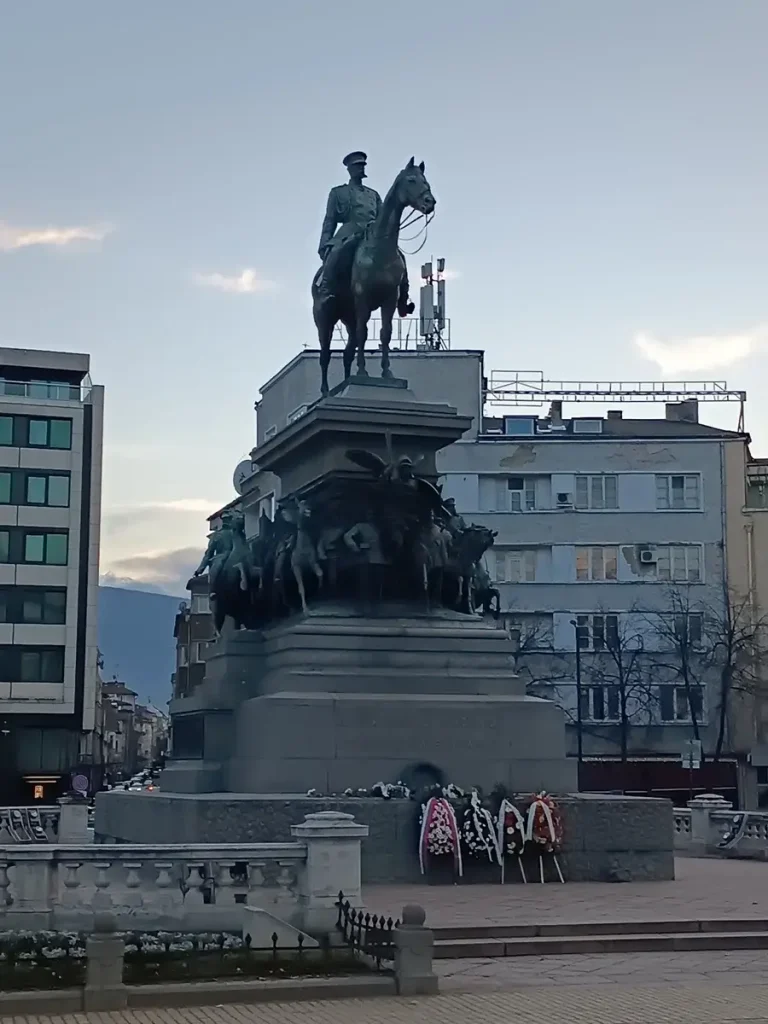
[{"xmin": 312, "ymin": 158, "xmax": 436, "ymax": 395}]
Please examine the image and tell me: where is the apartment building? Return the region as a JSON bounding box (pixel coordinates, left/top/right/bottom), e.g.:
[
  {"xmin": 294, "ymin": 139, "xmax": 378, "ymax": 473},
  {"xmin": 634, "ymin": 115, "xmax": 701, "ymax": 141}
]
[
  {"xmin": 171, "ymin": 575, "xmax": 214, "ymax": 700},
  {"xmin": 0, "ymin": 347, "xmax": 103, "ymax": 804}
]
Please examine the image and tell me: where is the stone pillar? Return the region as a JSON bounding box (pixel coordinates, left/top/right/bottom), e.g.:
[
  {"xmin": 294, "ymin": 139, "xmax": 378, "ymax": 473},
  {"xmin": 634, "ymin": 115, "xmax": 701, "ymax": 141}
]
[
  {"xmin": 9, "ymin": 849, "xmax": 54, "ymax": 929},
  {"xmin": 84, "ymin": 912, "xmax": 127, "ymax": 1011},
  {"xmin": 290, "ymin": 811, "xmax": 369, "ymax": 936},
  {"xmin": 688, "ymin": 793, "xmax": 732, "ymax": 848},
  {"xmin": 57, "ymin": 796, "xmax": 90, "ymax": 844},
  {"xmin": 394, "ymin": 904, "xmax": 438, "ymax": 996}
]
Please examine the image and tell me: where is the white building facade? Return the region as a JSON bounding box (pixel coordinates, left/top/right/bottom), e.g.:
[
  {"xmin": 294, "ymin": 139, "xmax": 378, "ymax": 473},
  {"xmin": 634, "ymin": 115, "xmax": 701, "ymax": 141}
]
[{"xmin": 0, "ymin": 348, "xmax": 103, "ymax": 804}]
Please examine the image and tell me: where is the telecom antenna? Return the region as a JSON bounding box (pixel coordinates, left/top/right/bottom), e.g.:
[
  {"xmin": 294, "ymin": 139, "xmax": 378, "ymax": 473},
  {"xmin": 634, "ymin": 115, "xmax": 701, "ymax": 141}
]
[{"xmin": 419, "ymin": 257, "xmax": 448, "ymax": 350}]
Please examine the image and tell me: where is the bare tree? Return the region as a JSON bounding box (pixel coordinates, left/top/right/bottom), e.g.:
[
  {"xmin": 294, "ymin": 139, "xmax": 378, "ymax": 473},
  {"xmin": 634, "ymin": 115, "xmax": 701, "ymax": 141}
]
[
  {"xmin": 643, "ymin": 587, "xmax": 706, "ymax": 755},
  {"xmin": 580, "ymin": 609, "xmax": 654, "ymax": 765},
  {"xmin": 649, "ymin": 587, "xmax": 768, "ymax": 762},
  {"xmin": 702, "ymin": 589, "xmax": 768, "ymax": 762}
]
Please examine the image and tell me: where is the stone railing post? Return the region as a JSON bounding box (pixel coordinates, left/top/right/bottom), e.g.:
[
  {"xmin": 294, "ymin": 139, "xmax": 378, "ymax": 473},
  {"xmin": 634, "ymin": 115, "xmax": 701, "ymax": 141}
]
[
  {"xmin": 8, "ymin": 848, "xmax": 55, "ymax": 929},
  {"xmin": 290, "ymin": 811, "xmax": 369, "ymax": 936},
  {"xmin": 57, "ymin": 796, "xmax": 90, "ymax": 844},
  {"xmin": 84, "ymin": 911, "xmax": 126, "ymax": 1011},
  {"xmin": 688, "ymin": 793, "xmax": 732, "ymax": 850},
  {"xmin": 394, "ymin": 904, "xmax": 438, "ymax": 996}
]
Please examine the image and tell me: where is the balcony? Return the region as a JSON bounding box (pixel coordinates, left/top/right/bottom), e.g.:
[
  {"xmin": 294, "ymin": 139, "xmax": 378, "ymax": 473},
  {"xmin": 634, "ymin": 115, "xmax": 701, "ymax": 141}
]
[{"xmin": 0, "ymin": 378, "xmax": 92, "ymax": 403}]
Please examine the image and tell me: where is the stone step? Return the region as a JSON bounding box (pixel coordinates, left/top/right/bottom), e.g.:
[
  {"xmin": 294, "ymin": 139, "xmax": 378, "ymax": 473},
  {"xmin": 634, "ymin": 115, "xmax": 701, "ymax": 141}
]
[
  {"xmin": 434, "ymin": 926, "xmax": 768, "ymax": 958},
  {"xmin": 433, "ymin": 918, "xmax": 768, "ymax": 940}
]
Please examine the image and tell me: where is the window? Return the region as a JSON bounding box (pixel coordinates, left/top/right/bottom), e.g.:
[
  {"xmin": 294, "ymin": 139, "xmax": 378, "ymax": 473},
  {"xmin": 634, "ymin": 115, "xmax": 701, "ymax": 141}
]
[
  {"xmin": 191, "ymin": 594, "xmax": 210, "ymax": 614},
  {"xmin": 674, "ymin": 612, "xmax": 703, "ymax": 647},
  {"xmin": 0, "ymin": 416, "xmax": 12, "ymax": 446},
  {"xmin": 503, "ymin": 417, "xmax": 535, "ymax": 436},
  {"xmin": 27, "ymin": 418, "xmax": 72, "ymax": 450},
  {"xmin": 19, "ymin": 647, "xmax": 64, "ymax": 683},
  {"xmin": 24, "ymin": 473, "xmax": 70, "ymax": 507},
  {"xmin": 575, "ymin": 475, "xmax": 618, "ymax": 510},
  {"xmin": 580, "ymin": 685, "xmax": 620, "ymax": 721},
  {"xmin": 0, "ymin": 472, "xmax": 10, "ymax": 504},
  {"xmin": 479, "ymin": 475, "xmax": 537, "ymax": 512},
  {"xmin": 23, "ymin": 531, "xmax": 68, "ymax": 565},
  {"xmin": 178, "ymin": 645, "xmax": 189, "ymax": 667},
  {"xmin": 577, "ymin": 613, "xmax": 619, "ymax": 651},
  {"xmin": 21, "ymin": 590, "xmax": 67, "ymax": 624},
  {"xmin": 656, "ymin": 474, "xmax": 700, "ymax": 510},
  {"xmin": 659, "ymin": 685, "xmax": 703, "ymax": 722},
  {"xmin": 656, "ymin": 545, "xmax": 702, "ymax": 583},
  {"xmin": 0, "ymin": 592, "xmax": 6, "ymax": 622},
  {"xmin": 494, "ymin": 549, "xmax": 537, "ymax": 583},
  {"xmin": 0, "ymin": 531, "xmax": 9, "ymax": 563},
  {"xmin": 576, "ymin": 546, "xmax": 618, "ymax": 581},
  {"xmin": 572, "ymin": 418, "xmax": 603, "ymax": 434}
]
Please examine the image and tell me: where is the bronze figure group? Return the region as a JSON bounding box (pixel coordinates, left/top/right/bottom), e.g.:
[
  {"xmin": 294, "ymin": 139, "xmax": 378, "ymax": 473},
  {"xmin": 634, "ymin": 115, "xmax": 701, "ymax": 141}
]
[{"xmin": 195, "ymin": 447, "xmax": 499, "ymax": 635}]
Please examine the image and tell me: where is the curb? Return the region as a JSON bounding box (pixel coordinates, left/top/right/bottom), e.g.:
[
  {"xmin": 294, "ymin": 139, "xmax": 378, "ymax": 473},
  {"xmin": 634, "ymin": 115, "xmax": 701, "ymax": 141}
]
[{"xmin": 0, "ymin": 975, "xmax": 397, "ymax": 1015}]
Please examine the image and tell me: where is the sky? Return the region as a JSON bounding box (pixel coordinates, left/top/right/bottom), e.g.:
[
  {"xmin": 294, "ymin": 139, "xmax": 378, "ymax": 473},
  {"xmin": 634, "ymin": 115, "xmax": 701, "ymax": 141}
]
[{"xmin": 1, "ymin": 1, "xmax": 766, "ymax": 594}]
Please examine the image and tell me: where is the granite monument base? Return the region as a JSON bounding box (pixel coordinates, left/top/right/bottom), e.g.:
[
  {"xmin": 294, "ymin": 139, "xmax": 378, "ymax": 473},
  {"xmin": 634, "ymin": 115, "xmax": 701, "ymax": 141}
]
[
  {"xmin": 94, "ymin": 791, "xmax": 674, "ymax": 884},
  {"xmin": 162, "ymin": 607, "xmax": 577, "ymax": 796}
]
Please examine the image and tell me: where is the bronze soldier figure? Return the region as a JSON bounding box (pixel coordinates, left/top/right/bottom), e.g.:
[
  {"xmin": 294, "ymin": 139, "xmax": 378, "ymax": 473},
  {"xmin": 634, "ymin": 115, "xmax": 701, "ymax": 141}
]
[{"xmin": 316, "ymin": 151, "xmax": 381, "ymax": 313}]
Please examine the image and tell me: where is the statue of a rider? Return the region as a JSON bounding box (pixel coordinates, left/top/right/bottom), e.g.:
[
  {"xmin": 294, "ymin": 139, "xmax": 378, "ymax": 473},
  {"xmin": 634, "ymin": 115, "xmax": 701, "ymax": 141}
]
[{"xmin": 316, "ymin": 152, "xmax": 414, "ymax": 317}]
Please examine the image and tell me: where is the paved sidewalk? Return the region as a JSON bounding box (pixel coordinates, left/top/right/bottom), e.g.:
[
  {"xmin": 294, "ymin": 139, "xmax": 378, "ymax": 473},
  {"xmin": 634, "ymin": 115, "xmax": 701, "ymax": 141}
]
[
  {"xmin": 365, "ymin": 857, "xmax": 768, "ymax": 926},
  {"xmin": 5, "ymin": 983, "xmax": 768, "ymax": 1024},
  {"xmin": 439, "ymin": 948, "xmax": 768, "ymax": 988}
]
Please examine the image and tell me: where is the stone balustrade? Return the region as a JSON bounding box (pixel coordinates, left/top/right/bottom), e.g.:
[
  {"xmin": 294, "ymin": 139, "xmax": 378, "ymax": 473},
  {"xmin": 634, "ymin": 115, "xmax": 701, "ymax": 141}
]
[
  {"xmin": 674, "ymin": 795, "xmax": 768, "ymax": 858},
  {"xmin": 0, "ymin": 806, "xmax": 60, "ymax": 843},
  {"xmin": 0, "ymin": 811, "xmax": 369, "ymax": 936}
]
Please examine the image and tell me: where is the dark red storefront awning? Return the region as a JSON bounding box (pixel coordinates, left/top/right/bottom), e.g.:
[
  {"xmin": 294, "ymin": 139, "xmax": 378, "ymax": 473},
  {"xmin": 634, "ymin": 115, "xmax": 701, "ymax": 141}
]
[{"xmin": 578, "ymin": 757, "xmax": 738, "ymax": 795}]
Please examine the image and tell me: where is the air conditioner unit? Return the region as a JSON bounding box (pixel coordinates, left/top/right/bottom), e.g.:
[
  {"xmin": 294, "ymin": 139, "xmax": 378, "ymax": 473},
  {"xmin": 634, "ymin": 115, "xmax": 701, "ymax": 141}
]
[
  {"xmin": 264, "ymin": 424, "xmax": 277, "ymax": 440},
  {"xmin": 639, "ymin": 549, "xmax": 657, "ymax": 564},
  {"xmin": 556, "ymin": 492, "xmax": 573, "ymax": 507}
]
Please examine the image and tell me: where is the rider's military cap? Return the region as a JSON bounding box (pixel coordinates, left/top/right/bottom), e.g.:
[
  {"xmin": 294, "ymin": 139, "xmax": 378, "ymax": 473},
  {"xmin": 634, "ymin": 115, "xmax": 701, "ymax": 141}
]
[{"xmin": 343, "ymin": 151, "xmax": 368, "ymax": 167}]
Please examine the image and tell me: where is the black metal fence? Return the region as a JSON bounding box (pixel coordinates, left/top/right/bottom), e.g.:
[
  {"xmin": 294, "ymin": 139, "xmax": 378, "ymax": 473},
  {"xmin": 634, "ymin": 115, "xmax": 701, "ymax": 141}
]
[{"xmin": 336, "ymin": 891, "xmax": 399, "ymax": 969}]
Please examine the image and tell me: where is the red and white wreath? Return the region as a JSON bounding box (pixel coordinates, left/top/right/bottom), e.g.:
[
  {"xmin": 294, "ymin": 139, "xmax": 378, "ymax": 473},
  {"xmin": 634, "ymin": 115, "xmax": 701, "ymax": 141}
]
[
  {"xmin": 419, "ymin": 796, "xmax": 462, "ymax": 876},
  {"xmin": 525, "ymin": 792, "xmax": 564, "ymax": 852}
]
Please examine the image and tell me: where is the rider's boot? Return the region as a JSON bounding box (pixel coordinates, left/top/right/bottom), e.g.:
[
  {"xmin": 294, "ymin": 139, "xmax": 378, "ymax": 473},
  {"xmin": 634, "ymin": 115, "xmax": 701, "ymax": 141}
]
[{"xmin": 397, "ymin": 277, "xmax": 415, "ymax": 318}]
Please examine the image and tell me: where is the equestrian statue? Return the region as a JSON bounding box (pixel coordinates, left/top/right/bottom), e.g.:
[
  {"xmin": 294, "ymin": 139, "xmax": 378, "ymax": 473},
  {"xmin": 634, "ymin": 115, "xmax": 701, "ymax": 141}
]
[{"xmin": 312, "ymin": 152, "xmax": 435, "ymax": 395}]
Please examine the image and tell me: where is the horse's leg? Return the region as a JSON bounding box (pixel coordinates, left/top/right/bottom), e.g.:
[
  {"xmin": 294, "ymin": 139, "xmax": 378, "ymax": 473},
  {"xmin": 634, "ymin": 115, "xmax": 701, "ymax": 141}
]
[
  {"xmin": 354, "ymin": 299, "xmax": 370, "ymax": 376},
  {"xmin": 317, "ymin": 315, "xmax": 334, "ymax": 396},
  {"xmin": 341, "ymin": 313, "xmax": 356, "ymax": 380},
  {"xmin": 293, "ymin": 561, "xmax": 308, "ymax": 614},
  {"xmin": 379, "ymin": 295, "xmax": 396, "ymax": 379}
]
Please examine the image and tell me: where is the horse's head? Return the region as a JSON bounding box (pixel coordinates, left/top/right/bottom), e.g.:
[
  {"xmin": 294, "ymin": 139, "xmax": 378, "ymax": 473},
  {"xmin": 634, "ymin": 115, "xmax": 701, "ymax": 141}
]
[
  {"xmin": 397, "ymin": 157, "xmax": 436, "ymax": 216},
  {"xmin": 465, "ymin": 525, "xmax": 497, "ymax": 559}
]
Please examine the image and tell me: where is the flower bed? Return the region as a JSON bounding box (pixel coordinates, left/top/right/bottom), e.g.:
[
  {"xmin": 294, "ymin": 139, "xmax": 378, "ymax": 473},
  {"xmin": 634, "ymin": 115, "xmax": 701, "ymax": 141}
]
[{"xmin": 0, "ymin": 931, "xmax": 373, "ymax": 992}]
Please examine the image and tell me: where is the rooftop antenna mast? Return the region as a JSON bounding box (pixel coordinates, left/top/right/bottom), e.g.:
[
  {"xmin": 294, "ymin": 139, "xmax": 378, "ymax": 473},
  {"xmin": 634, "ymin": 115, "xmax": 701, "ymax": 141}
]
[{"xmin": 419, "ymin": 257, "xmax": 448, "ymax": 351}]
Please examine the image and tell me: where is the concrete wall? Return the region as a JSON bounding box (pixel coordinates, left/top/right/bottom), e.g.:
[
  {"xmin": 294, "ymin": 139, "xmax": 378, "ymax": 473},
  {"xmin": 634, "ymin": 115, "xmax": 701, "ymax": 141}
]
[{"xmin": 96, "ymin": 790, "xmax": 674, "ymax": 884}]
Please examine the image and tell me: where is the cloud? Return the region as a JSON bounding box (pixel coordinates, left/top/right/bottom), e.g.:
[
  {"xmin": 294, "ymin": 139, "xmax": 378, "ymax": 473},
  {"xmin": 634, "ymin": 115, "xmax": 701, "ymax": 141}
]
[
  {"xmin": 101, "ymin": 547, "xmax": 201, "ymax": 596},
  {"xmin": 194, "ymin": 268, "xmax": 277, "ymax": 294},
  {"xmin": 634, "ymin": 323, "xmax": 768, "ymax": 375},
  {"xmin": 0, "ymin": 220, "xmax": 112, "ymax": 252}
]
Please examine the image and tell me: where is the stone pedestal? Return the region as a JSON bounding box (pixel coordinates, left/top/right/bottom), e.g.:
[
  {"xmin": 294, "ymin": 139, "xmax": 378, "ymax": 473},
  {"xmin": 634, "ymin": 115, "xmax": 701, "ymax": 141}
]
[
  {"xmin": 291, "ymin": 810, "xmax": 369, "ymax": 935},
  {"xmin": 395, "ymin": 905, "xmax": 438, "ymax": 996},
  {"xmin": 57, "ymin": 797, "xmax": 90, "ymax": 844}
]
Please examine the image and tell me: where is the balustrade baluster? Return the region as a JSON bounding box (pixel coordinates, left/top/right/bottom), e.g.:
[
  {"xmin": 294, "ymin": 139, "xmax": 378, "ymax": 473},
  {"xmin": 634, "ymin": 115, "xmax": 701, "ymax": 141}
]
[
  {"xmin": 0, "ymin": 861, "xmax": 10, "ymax": 910},
  {"xmin": 59, "ymin": 860, "xmax": 83, "ymax": 909},
  {"xmin": 184, "ymin": 862, "xmax": 207, "ymax": 906},
  {"xmin": 121, "ymin": 861, "xmax": 144, "ymax": 909},
  {"xmin": 214, "ymin": 860, "xmax": 237, "ymax": 905},
  {"xmin": 152, "ymin": 860, "xmax": 181, "ymax": 912},
  {"xmin": 246, "ymin": 861, "xmax": 266, "ymax": 906},
  {"xmin": 276, "ymin": 861, "xmax": 296, "ymax": 902},
  {"xmin": 92, "ymin": 860, "xmax": 114, "ymax": 911}
]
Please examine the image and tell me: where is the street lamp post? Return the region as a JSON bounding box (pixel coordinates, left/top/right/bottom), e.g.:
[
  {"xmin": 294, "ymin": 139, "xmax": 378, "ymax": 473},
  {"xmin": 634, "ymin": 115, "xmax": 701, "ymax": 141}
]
[{"xmin": 570, "ymin": 619, "xmax": 584, "ymax": 778}]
